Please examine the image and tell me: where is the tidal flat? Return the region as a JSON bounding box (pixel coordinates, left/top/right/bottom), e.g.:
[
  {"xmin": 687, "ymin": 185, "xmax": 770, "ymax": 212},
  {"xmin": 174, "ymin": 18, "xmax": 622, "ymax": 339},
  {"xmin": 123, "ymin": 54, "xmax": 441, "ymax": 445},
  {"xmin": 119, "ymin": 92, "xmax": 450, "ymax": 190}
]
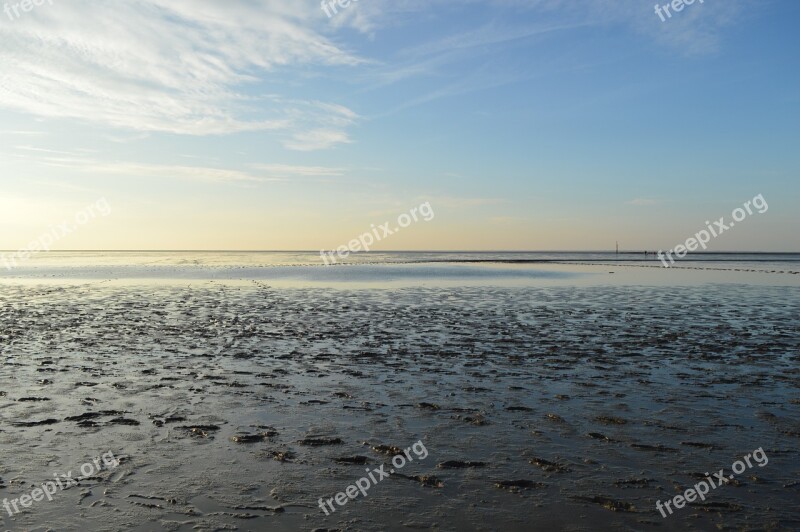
[{"xmin": 1, "ymin": 262, "xmax": 799, "ymax": 531}]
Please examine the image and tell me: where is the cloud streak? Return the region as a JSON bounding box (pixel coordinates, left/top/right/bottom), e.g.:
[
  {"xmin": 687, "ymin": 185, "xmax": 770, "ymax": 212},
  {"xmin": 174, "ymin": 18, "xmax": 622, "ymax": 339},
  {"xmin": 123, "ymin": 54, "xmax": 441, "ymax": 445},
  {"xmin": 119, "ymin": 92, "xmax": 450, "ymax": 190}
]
[{"xmin": 0, "ymin": 0, "xmax": 361, "ymax": 147}]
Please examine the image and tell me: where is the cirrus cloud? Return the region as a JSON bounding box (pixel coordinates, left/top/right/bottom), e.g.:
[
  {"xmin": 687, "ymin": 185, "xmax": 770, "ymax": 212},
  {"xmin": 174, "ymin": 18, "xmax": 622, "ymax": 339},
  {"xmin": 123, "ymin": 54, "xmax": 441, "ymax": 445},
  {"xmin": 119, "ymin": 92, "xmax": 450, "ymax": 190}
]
[{"xmin": 0, "ymin": 0, "xmax": 361, "ymax": 147}]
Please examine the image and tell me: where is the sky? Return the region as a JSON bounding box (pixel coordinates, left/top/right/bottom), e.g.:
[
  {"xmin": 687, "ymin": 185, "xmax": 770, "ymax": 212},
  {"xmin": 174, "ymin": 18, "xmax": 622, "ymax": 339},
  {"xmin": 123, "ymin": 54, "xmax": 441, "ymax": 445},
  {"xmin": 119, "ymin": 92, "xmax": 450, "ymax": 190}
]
[{"xmin": 0, "ymin": 0, "xmax": 798, "ymax": 251}]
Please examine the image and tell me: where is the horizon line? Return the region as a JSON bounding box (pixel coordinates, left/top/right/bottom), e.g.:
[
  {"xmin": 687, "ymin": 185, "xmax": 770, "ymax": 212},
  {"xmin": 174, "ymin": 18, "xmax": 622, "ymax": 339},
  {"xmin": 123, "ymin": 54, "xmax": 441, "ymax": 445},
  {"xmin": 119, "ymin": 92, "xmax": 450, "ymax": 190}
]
[{"xmin": 1, "ymin": 250, "xmax": 798, "ymax": 254}]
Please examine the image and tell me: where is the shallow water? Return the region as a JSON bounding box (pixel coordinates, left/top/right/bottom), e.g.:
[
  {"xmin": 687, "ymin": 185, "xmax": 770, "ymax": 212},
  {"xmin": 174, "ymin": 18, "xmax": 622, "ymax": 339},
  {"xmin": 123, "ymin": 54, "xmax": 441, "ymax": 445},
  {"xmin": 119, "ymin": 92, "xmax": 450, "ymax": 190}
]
[{"xmin": 0, "ymin": 262, "xmax": 799, "ymax": 531}]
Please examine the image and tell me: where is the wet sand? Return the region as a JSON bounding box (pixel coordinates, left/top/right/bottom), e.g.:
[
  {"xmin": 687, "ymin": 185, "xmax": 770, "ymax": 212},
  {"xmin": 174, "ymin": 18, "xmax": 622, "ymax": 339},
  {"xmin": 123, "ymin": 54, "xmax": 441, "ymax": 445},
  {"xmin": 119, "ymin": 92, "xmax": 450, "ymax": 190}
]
[{"xmin": 1, "ymin": 262, "xmax": 799, "ymax": 531}]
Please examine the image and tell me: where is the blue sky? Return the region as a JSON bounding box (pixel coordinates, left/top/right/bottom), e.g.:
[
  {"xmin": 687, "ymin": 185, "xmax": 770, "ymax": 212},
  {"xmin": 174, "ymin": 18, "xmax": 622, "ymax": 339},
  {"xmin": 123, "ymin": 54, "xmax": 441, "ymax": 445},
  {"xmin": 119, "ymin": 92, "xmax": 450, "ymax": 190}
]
[{"xmin": 0, "ymin": 0, "xmax": 798, "ymax": 250}]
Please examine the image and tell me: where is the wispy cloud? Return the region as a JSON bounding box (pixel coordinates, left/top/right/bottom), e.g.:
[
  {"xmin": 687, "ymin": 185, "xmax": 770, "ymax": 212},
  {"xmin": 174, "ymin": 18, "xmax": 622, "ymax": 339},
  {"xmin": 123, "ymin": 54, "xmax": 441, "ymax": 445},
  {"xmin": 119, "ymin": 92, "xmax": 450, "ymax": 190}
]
[
  {"xmin": 0, "ymin": 0, "xmax": 361, "ymax": 147},
  {"xmin": 0, "ymin": 0, "xmax": 746, "ymax": 152},
  {"xmin": 90, "ymin": 162, "xmax": 274, "ymax": 184},
  {"xmin": 14, "ymin": 145, "xmax": 78, "ymax": 156},
  {"xmin": 0, "ymin": 130, "xmax": 45, "ymax": 136},
  {"xmin": 340, "ymin": 0, "xmax": 747, "ymax": 55},
  {"xmin": 398, "ymin": 20, "xmax": 590, "ymax": 59},
  {"xmin": 283, "ymin": 129, "xmax": 353, "ymax": 151},
  {"xmin": 351, "ymin": 0, "xmax": 747, "ymax": 118},
  {"xmin": 3, "ymin": 148, "xmax": 274, "ymax": 184},
  {"xmin": 250, "ymin": 164, "xmax": 345, "ymax": 179}
]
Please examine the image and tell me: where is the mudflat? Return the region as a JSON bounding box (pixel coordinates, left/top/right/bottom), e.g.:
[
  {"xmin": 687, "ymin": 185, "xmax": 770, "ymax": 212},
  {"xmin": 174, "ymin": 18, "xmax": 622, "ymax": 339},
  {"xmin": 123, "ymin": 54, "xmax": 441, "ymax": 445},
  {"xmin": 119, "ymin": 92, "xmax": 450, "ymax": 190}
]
[{"xmin": 1, "ymin": 262, "xmax": 799, "ymax": 531}]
